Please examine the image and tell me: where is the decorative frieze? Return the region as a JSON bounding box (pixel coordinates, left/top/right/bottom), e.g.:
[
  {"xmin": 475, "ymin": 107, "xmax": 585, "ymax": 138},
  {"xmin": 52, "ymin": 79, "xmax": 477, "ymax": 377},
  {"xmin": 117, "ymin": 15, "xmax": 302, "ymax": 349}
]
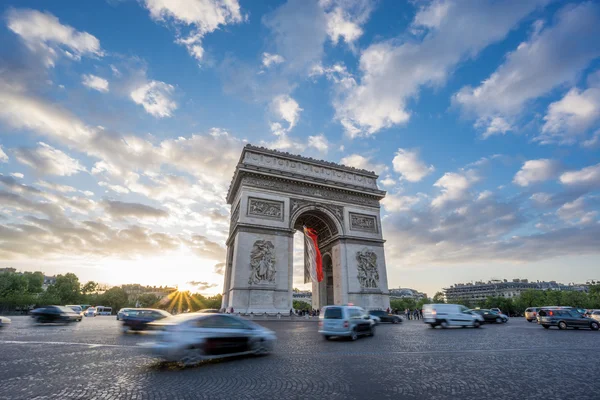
[
  {"xmin": 243, "ymin": 150, "xmax": 378, "ymax": 190},
  {"xmin": 241, "ymin": 176, "xmax": 380, "ymax": 207},
  {"xmin": 247, "ymin": 197, "xmax": 284, "ymax": 220},
  {"xmin": 349, "ymin": 212, "xmax": 378, "ymax": 233},
  {"xmin": 356, "ymin": 248, "xmax": 379, "ymax": 289},
  {"xmin": 248, "ymin": 240, "xmax": 276, "ymax": 285},
  {"xmin": 229, "ymin": 203, "xmax": 240, "ymax": 232}
]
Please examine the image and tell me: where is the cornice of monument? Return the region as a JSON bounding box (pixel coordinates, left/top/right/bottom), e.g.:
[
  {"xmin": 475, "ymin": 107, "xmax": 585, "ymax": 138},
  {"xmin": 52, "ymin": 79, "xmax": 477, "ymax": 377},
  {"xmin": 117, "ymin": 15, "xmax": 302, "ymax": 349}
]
[{"xmin": 227, "ymin": 144, "xmax": 386, "ymax": 203}]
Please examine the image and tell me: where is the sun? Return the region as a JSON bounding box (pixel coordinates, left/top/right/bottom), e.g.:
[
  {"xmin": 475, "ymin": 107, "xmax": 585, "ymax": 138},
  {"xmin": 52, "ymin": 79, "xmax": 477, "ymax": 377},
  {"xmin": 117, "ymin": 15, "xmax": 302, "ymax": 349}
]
[{"xmin": 177, "ymin": 282, "xmax": 198, "ymax": 293}]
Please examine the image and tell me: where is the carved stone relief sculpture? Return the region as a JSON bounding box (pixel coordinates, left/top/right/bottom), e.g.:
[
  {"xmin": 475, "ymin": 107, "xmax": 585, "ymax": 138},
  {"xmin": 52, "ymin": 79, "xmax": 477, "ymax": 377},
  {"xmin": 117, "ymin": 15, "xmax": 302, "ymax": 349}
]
[
  {"xmin": 356, "ymin": 248, "xmax": 379, "ymax": 289},
  {"xmin": 247, "ymin": 197, "xmax": 283, "ymax": 219},
  {"xmin": 248, "ymin": 240, "xmax": 276, "ymax": 284},
  {"xmin": 350, "ymin": 212, "xmax": 378, "ymax": 233}
]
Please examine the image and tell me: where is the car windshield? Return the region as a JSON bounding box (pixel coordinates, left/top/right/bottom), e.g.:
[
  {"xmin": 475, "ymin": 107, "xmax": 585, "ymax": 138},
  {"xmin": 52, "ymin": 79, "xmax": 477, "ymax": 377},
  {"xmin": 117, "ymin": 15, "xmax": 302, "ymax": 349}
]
[
  {"xmin": 324, "ymin": 307, "xmax": 343, "ymax": 319},
  {"xmin": 56, "ymin": 306, "xmax": 75, "ymax": 313}
]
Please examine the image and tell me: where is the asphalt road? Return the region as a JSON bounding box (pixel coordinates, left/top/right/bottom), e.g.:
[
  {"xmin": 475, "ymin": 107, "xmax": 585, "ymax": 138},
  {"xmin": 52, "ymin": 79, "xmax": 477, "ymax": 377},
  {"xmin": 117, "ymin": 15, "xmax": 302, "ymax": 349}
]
[{"xmin": 0, "ymin": 316, "xmax": 598, "ymax": 400}]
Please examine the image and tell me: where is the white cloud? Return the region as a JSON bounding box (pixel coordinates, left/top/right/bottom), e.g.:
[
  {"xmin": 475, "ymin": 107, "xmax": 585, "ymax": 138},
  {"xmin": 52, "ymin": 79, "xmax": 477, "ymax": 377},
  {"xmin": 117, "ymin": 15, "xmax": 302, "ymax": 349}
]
[
  {"xmin": 559, "ymin": 163, "xmax": 600, "ymax": 188},
  {"xmin": 479, "ymin": 117, "xmax": 512, "ymax": 139},
  {"xmin": 381, "ymin": 194, "xmax": 420, "ymax": 213},
  {"xmin": 334, "ymin": 0, "xmax": 547, "ymax": 137},
  {"xmin": 142, "ymin": 0, "xmax": 243, "ymax": 63},
  {"xmin": 270, "ymin": 94, "xmax": 302, "ymax": 131},
  {"xmin": 11, "ymin": 173, "xmax": 24, "ymax": 179},
  {"xmin": 307, "ymin": 134, "xmax": 329, "ymax": 153},
  {"xmin": 14, "ymin": 142, "xmax": 85, "ymax": 176},
  {"xmin": 99, "ymin": 181, "xmax": 130, "ymax": 194},
  {"xmin": 0, "ymin": 146, "xmax": 8, "ymax": 162},
  {"xmin": 7, "ymin": 8, "xmax": 102, "ymax": 68},
  {"xmin": 530, "ymin": 192, "xmax": 552, "ymax": 206},
  {"xmin": 582, "ymin": 130, "xmax": 600, "ymax": 149},
  {"xmin": 262, "ymin": 52, "xmax": 285, "ymax": 68},
  {"xmin": 81, "ymin": 74, "xmax": 109, "ymax": 93},
  {"xmin": 36, "ymin": 180, "xmax": 76, "ymax": 193},
  {"xmin": 130, "ymin": 80, "xmax": 177, "ymax": 118},
  {"xmin": 392, "ymin": 148, "xmax": 434, "ymax": 182},
  {"xmin": 379, "ymin": 176, "xmax": 396, "ymax": 187},
  {"xmin": 431, "ymin": 171, "xmax": 478, "ymax": 208},
  {"xmin": 339, "ymin": 154, "xmax": 386, "ymax": 175},
  {"xmin": 513, "ymin": 159, "xmax": 561, "ymax": 187},
  {"xmin": 556, "ymin": 197, "xmax": 597, "ymax": 225},
  {"xmin": 454, "ymin": 2, "xmax": 600, "ymax": 137},
  {"xmin": 322, "ymin": 0, "xmax": 373, "ymax": 48},
  {"xmin": 540, "ymin": 84, "xmax": 600, "ymax": 145}
]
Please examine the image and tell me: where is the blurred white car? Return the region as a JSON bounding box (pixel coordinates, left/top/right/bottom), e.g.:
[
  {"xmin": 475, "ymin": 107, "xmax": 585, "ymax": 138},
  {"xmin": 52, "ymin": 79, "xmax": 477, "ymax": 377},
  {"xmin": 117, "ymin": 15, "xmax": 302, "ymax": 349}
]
[
  {"xmin": 140, "ymin": 313, "xmax": 276, "ymax": 366},
  {"xmin": 85, "ymin": 307, "xmax": 97, "ymax": 317},
  {"xmin": 0, "ymin": 316, "xmax": 11, "ymax": 328}
]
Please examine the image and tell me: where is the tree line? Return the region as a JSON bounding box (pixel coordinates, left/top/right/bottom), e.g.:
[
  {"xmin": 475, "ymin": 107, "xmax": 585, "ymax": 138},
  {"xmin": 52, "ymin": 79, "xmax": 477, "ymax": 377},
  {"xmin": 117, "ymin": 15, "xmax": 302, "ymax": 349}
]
[
  {"xmin": 389, "ymin": 287, "xmax": 600, "ymax": 316},
  {"xmin": 0, "ymin": 270, "xmax": 222, "ymax": 314}
]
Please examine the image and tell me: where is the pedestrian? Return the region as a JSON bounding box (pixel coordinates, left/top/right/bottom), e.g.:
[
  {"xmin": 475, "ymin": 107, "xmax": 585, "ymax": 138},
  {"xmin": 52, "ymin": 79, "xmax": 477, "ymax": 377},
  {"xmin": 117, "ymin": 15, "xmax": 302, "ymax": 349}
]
[
  {"xmin": 289, "ymin": 308, "xmax": 293, "ymax": 317},
  {"xmin": 386, "ymin": 307, "xmax": 390, "ymax": 313},
  {"xmin": 405, "ymin": 308, "xmax": 409, "ymax": 320}
]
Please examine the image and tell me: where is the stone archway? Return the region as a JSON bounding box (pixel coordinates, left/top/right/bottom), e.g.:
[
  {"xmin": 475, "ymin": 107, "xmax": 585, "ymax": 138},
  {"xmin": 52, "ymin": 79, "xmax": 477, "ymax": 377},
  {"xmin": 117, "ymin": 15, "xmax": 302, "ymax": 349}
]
[{"xmin": 221, "ymin": 145, "xmax": 390, "ymax": 313}]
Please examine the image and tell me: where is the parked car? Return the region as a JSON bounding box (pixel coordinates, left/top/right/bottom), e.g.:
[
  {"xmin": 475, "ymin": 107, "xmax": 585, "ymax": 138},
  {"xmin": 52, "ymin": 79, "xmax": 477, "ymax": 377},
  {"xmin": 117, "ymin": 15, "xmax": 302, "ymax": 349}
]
[
  {"xmin": 423, "ymin": 304, "xmax": 483, "ymax": 328},
  {"xmin": 139, "ymin": 313, "xmax": 276, "ymax": 366},
  {"xmin": 318, "ymin": 305, "xmax": 374, "ymax": 340},
  {"xmin": 121, "ymin": 308, "xmax": 172, "ymax": 333},
  {"xmin": 369, "ymin": 310, "xmax": 402, "ymax": 324},
  {"xmin": 0, "ymin": 316, "xmax": 11, "ymax": 328},
  {"xmin": 538, "ymin": 308, "xmax": 600, "ymax": 330},
  {"xmin": 468, "ymin": 309, "xmax": 506, "ymax": 324},
  {"xmin": 116, "ymin": 308, "xmax": 135, "ymax": 321},
  {"xmin": 525, "ymin": 307, "xmax": 539, "ymax": 322},
  {"xmin": 31, "ymin": 306, "xmax": 81, "ymax": 323},
  {"xmin": 84, "ymin": 307, "xmax": 97, "ymax": 317}
]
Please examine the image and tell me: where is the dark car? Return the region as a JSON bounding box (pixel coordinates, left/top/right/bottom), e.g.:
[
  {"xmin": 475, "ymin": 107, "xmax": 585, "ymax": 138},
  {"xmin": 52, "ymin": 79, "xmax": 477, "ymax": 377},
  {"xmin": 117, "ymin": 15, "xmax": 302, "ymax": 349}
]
[
  {"xmin": 537, "ymin": 308, "xmax": 600, "ymax": 330},
  {"xmin": 468, "ymin": 309, "xmax": 505, "ymax": 323},
  {"xmin": 31, "ymin": 306, "xmax": 81, "ymax": 323},
  {"xmin": 121, "ymin": 308, "xmax": 171, "ymax": 333},
  {"xmin": 369, "ymin": 310, "xmax": 402, "ymax": 324}
]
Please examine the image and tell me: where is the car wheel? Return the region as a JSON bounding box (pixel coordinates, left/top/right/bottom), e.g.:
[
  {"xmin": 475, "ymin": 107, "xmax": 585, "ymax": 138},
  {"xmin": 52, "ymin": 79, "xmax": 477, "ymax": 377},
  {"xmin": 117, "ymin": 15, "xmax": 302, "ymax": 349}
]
[
  {"xmin": 251, "ymin": 338, "xmax": 269, "ymax": 355},
  {"xmin": 495, "ymin": 317, "xmax": 502, "ymax": 324},
  {"xmin": 181, "ymin": 347, "xmax": 204, "ymax": 367},
  {"xmin": 558, "ymin": 321, "xmax": 568, "ymax": 330},
  {"xmin": 324, "ymin": 335, "xmax": 331, "ymax": 341},
  {"xmin": 392, "ymin": 318, "xmax": 398, "ymax": 324},
  {"xmin": 542, "ymin": 325, "xmax": 550, "ymax": 329},
  {"xmin": 350, "ymin": 329, "xmax": 358, "ymax": 341},
  {"xmin": 527, "ymin": 319, "xmax": 533, "ymax": 322},
  {"xmin": 429, "ymin": 323, "xmax": 436, "ymax": 328},
  {"xmin": 591, "ymin": 322, "xmax": 599, "ymax": 331},
  {"xmin": 121, "ymin": 326, "xmax": 129, "ymax": 334},
  {"xmin": 473, "ymin": 321, "xmax": 480, "ymax": 328},
  {"xmin": 369, "ymin": 326, "xmax": 375, "ymax": 337},
  {"xmin": 440, "ymin": 320, "xmax": 449, "ymax": 329}
]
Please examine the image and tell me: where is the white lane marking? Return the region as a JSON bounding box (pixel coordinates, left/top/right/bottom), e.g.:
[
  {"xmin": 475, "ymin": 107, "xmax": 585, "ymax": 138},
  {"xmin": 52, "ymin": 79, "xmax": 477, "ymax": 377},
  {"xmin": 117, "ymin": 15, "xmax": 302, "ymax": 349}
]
[{"xmin": 0, "ymin": 340, "xmax": 134, "ymax": 348}]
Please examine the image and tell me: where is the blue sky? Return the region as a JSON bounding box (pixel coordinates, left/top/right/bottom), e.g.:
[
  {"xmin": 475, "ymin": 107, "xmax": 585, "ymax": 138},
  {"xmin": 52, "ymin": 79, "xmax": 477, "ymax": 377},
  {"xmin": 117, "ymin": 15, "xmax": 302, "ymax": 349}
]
[{"xmin": 0, "ymin": 0, "xmax": 599, "ymax": 296}]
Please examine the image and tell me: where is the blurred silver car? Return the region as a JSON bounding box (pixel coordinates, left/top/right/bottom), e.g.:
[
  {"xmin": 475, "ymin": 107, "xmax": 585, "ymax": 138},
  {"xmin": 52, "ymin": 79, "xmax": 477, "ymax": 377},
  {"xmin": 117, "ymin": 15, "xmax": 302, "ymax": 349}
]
[
  {"xmin": 140, "ymin": 313, "xmax": 276, "ymax": 366},
  {"xmin": 590, "ymin": 310, "xmax": 600, "ymax": 322},
  {"xmin": 0, "ymin": 316, "xmax": 11, "ymax": 328}
]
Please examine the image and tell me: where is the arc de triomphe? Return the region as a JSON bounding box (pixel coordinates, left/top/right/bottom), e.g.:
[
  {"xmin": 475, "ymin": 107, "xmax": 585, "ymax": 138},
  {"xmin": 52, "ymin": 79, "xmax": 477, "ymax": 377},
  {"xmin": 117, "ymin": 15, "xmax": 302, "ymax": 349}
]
[{"xmin": 221, "ymin": 145, "xmax": 390, "ymax": 313}]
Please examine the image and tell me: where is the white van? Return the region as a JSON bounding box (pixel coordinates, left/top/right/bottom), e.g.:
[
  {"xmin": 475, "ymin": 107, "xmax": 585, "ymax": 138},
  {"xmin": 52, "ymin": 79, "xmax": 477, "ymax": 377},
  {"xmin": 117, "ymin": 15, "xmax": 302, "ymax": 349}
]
[
  {"xmin": 423, "ymin": 304, "xmax": 483, "ymax": 328},
  {"xmin": 96, "ymin": 306, "xmax": 112, "ymax": 316}
]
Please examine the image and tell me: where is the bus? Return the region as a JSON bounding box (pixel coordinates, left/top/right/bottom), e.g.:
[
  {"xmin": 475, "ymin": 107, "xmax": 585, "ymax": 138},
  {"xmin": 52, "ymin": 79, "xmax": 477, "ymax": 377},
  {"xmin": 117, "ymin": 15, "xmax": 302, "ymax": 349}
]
[{"xmin": 95, "ymin": 306, "xmax": 112, "ymax": 315}]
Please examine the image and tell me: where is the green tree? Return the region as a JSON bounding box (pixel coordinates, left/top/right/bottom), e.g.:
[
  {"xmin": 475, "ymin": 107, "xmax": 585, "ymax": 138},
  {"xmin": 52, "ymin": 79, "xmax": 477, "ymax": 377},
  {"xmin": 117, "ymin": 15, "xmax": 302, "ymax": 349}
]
[
  {"xmin": 136, "ymin": 293, "xmax": 160, "ymax": 307},
  {"xmin": 432, "ymin": 292, "xmax": 445, "ymax": 303},
  {"xmin": 99, "ymin": 287, "xmax": 128, "ymax": 312},
  {"xmin": 47, "ymin": 273, "xmax": 81, "ymax": 304},
  {"xmin": 81, "ymin": 281, "xmax": 98, "ymax": 295},
  {"xmin": 23, "ymin": 272, "xmax": 44, "ymax": 293},
  {"xmin": 293, "ymin": 300, "xmax": 311, "ymax": 311}
]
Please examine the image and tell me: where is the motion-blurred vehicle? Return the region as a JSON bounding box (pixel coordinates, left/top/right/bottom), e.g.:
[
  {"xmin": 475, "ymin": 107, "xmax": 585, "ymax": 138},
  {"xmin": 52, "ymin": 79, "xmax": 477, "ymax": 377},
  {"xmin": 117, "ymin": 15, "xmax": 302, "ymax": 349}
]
[
  {"xmin": 66, "ymin": 305, "xmax": 84, "ymax": 318},
  {"xmin": 95, "ymin": 306, "xmax": 112, "ymax": 315},
  {"xmin": 525, "ymin": 307, "xmax": 539, "ymax": 322},
  {"xmin": 84, "ymin": 307, "xmax": 97, "ymax": 317},
  {"xmin": 318, "ymin": 305, "xmax": 374, "ymax": 340},
  {"xmin": 490, "ymin": 308, "xmax": 502, "ymax": 315},
  {"xmin": 423, "ymin": 304, "xmax": 482, "ymax": 328},
  {"xmin": 538, "ymin": 308, "xmax": 600, "ymax": 330},
  {"xmin": 198, "ymin": 309, "xmax": 220, "ymax": 313},
  {"xmin": 590, "ymin": 310, "xmax": 600, "ymax": 322},
  {"xmin": 121, "ymin": 308, "xmax": 171, "ymax": 333},
  {"xmin": 0, "ymin": 316, "xmax": 11, "ymax": 328},
  {"xmin": 369, "ymin": 314, "xmax": 381, "ymax": 324},
  {"xmin": 369, "ymin": 310, "xmax": 402, "ymax": 324},
  {"xmin": 31, "ymin": 306, "xmax": 81, "ymax": 323},
  {"xmin": 116, "ymin": 308, "xmax": 134, "ymax": 320},
  {"xmin": 468, "ymin": 309, "xmax": 507, "ymax": 323},
  {"xmin": 140, "ymin": 313, "xmax": 276, "ymax": 366}
]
